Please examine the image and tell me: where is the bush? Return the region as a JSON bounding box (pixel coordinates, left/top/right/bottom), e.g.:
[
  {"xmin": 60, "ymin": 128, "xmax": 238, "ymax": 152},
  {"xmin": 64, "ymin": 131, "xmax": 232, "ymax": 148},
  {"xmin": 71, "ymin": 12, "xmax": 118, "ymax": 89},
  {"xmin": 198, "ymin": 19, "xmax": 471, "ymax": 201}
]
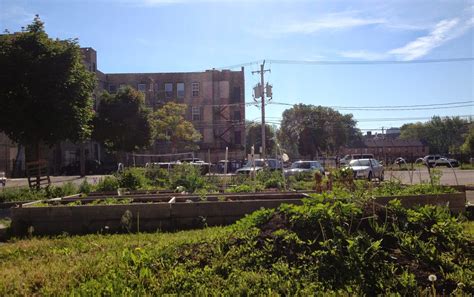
[
  {"xmin": 168, "ymin": 164, "xmax": 205, "ymax": 193},
  {"xmin": 144, "ymin": 167, "xmax": 169, "ymax": 188},
  {"xmin": 95, "ymin": 176, "xmax": 120, "ymax": 192},
  {"xmin": 45, "ymin": 182, "xmax": 78, "ymax": 198},
  {"xmin": 117, "ymin": 168, "xmax": 147, "ymax": 190},
  {"xmin": 78, "ymin": 179, "xmax": 92, "ymax": 194},
  {"xmin": 0, "ymin": 187, "xmax": 46, "ymax": 202}
]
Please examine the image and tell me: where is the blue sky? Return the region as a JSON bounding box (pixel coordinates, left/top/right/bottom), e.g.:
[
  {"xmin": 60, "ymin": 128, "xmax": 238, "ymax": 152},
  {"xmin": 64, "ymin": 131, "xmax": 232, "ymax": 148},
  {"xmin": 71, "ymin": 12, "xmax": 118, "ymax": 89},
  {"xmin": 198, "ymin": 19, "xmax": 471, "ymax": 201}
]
[{"xmin": 1, "ymin": 0, "xmax": 473, "ymax": 133}]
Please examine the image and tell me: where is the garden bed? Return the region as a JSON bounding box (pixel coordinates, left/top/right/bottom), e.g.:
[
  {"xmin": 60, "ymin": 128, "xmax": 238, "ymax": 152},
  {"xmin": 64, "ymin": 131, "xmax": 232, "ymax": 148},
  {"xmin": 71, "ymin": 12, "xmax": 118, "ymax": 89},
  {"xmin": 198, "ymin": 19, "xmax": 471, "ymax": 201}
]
[{"xmin": 9, "ymin": 191, "xmax": 466, "ymax": 236}]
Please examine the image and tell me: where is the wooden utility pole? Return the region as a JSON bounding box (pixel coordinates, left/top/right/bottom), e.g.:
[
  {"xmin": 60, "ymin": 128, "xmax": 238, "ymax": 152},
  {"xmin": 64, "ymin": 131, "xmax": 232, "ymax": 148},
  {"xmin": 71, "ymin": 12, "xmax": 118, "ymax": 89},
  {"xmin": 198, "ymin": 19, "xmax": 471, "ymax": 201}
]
[{"xmin": 252, "ymin": 61, "xmax": 271, "ymax": 159}]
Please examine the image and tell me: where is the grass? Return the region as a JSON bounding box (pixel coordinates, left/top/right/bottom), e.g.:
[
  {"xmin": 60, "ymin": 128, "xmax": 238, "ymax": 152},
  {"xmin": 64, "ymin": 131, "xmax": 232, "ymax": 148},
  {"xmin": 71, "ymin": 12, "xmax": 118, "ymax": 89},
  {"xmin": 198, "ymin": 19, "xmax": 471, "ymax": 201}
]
[{"xmin": 0, "ymin": 195, "xmax": 472, "ymax": 295}]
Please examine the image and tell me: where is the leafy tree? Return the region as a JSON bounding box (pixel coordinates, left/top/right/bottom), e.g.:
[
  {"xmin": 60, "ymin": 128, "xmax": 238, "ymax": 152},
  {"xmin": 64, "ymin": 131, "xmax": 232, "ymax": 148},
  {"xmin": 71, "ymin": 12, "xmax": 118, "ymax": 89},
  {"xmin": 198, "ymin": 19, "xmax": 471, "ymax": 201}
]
[
  {"xmin": 92, "ymin": 86, "xmax": 154, "ymax": 158},
  {"xmin": 245, "ymin": 122, "xmax": 276, "ymax": 155},
  {"xmin": 400, "ymin": 116, "xmax": 469, "ymax": 154},
  {"xmin": 0, "ymin": 16, "xmax": 96, "ymax": 160},
  {"xmin": 278, "ymin": 104, "xmax": 361, "ymax": 159},
  {"xmin": 153, "ymin": 102, "xmax": 201, "ymax": 152},
  {"xmin": 460, "ymin": 122, "xmax": 474, "ymax": 156}
]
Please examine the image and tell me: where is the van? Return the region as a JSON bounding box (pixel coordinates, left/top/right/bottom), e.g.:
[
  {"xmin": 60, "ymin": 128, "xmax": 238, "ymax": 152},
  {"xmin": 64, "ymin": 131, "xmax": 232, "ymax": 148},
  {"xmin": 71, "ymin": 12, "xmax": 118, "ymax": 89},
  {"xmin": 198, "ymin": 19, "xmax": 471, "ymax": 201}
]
[{"xmin": 340, "ymin": 154, "xmax": 374, "ymax": 166}]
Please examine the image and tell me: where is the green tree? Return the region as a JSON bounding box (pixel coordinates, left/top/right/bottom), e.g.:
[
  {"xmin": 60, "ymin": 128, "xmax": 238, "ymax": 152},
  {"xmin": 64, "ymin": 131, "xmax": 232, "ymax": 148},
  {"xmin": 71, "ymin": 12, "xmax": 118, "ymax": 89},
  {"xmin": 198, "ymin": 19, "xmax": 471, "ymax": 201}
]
[
  {"xmin": 0, "ymin": 16, "xmax": 96, "ymax": 160},
  {"xmin": 92, "ymin": 86, "xmax": 154, "ymax": 158},
  {"xmin": 153, "ymin": 102, "xmax": 201, "ymax": 152},
  {"xmin": 400, "ymin": 116, "xmax": 469, "ymax": 154},
  {"xmin": 278, "ymin": 104, "xmax": 361, "ymax": 159},
  {"xmin": 245, "ymin": 122, "xmax": 276, "ymax": 155},
  {"xmin": 460, "ymin": 122, "xmax": 474, "ymax": 156}
]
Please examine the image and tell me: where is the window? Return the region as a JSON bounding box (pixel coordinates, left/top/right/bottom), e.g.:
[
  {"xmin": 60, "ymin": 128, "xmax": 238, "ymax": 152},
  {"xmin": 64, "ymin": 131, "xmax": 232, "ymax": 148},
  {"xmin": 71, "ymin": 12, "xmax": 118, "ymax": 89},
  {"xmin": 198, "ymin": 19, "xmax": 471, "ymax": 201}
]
[
  {"xmin": 177, "ymin": 83, "xmax": 185, "ymax": 98},
  {"xmin": 165, "ymin": 83, "xmax": 173, "ymax": 98},
  {"xmin": 234, "ymin": 131, "xmax": 241, "ymax": 145},
  {"xmin": 192, "ymin": 107, "xmax": 201, "ymax": 121},
  {"xmin": 109, "ymin": 84, "xmax": 117, "ymax": 93},
  {"xmin": 138, "ymin": 83, "xmax": 146, "ymax": 92},
  {"xmin": 233, "ymin": 110, "xmax": 241, "ymax": 121},
  {"xmin": 192, "ymin": 82, "xmax": 200, "ymax": 97},
  {"xmin": 232, "ymin": 86, "xmax": 241, "ymax": 103}
]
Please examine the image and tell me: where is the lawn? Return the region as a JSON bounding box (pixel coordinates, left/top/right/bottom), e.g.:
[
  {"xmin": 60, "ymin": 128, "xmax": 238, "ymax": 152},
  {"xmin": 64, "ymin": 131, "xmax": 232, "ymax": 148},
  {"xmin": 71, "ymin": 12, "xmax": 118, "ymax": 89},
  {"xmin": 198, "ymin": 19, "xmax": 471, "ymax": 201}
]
[{"xmin": 1, "ymin": 194, "xmax": 472, "ymax": 295}]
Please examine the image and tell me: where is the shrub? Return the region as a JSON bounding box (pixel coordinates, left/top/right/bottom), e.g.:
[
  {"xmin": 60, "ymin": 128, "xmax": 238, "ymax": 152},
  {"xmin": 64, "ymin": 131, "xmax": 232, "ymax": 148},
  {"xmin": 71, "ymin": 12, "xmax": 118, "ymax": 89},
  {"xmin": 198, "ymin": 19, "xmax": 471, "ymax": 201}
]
[
  {"xmin": 45, "ymin": 182, "xmax": 78, "ymax": 198},
  {"xmin": 144, "ymin": 167, "xmax": 169, "ymax": 188},
  {"xmin": 78, "ymin": 179, "xmax": 92, "ymax": 194},
  {"xmin": 0, "ymin": 187, "xmax": 46, "ymax": 202},
  {"xmin": 117, "ymin": 168, "xmax": 147, "ymax": 190},
  {"xmin": 95, "ymin": 176, "xmax": 120, "ymax": 192},
  {"xmin": 168, "ymin": 163, "xmax": 205, "ymax": 193}
]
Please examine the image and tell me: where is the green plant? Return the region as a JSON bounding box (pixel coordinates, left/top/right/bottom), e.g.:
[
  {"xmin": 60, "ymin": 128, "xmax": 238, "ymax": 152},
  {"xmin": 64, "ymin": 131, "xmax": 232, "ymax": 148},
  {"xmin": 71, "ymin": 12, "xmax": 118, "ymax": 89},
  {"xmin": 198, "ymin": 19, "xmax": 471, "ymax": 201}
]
[
  {"xmin": 117, "ymin": 168, "xmax": 148, "ymax": 190},
  {"xmin": 78, "ymin": 179, "xmax": 92, "ymax": 194},
  {"xmin": 96, "ymin": 176, "xmax": 120, "ymax": 192},
  {"xmin": 168, "ymin": 164, "xmax": 205, "ymax": 193}
]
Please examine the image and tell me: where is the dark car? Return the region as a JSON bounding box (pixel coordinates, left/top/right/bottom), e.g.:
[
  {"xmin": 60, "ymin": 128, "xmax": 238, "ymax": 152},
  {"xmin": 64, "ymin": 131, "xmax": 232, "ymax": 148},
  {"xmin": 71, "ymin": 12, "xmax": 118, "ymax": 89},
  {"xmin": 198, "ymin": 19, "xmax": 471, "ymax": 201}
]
[{"xmin": 423, "ymin": 155, "xmax": 459, "ymax": 167}]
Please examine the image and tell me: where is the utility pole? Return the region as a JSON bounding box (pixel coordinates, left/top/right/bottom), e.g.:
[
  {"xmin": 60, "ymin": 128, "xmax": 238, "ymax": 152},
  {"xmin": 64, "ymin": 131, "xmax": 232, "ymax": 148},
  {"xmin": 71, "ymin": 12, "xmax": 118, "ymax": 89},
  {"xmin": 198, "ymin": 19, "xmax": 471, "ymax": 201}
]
[{"xmin": 252, "ymin": 60, "xmax": 271, "ymax": 159}]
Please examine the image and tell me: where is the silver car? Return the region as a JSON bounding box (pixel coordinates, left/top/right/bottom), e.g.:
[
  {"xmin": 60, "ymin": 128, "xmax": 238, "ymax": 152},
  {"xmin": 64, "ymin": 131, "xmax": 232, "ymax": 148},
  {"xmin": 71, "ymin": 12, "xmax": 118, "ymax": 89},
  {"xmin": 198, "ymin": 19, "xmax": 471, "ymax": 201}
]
[
  {"xmin": 284, "ymin": 161, "xmax": 324, "ymax": 177},
  {"xmin": 348, "ymin": 159, "xmax": 384, "ymax": 181}
]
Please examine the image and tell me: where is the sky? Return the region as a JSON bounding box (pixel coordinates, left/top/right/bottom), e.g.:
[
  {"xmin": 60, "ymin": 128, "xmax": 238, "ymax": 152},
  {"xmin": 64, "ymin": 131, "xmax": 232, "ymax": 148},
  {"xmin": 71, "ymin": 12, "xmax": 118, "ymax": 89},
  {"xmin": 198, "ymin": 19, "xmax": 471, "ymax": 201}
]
[{"xmin": 1, "ymin": 0, "xmax": 473, "ymax": 134}]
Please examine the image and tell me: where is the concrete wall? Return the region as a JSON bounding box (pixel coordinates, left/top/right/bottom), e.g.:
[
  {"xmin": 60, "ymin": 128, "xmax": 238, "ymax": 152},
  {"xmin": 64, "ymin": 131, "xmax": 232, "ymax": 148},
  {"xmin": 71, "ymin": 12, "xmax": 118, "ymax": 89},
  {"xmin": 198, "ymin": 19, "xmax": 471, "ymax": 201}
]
[{"xmin": 10, "ymin": 192, "xmax": 465, "ymax": 236}]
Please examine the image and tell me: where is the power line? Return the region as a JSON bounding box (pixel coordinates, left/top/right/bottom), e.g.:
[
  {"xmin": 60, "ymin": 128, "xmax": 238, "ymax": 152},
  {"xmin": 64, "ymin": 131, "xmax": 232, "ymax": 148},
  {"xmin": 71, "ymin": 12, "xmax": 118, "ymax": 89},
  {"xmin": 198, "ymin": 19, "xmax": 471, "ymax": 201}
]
[
  {"xmin": 215, "ymin": 57, "xmax": 474, "ymax": 69},
  {"xmin": 267, "ymin": 58, "xmax": 474, "ymax": 66},
  {"xmin": 251, "ymin": 115, "xmax": 473, "ymax": 123},
  {"xmin": 268, "ymin": 101, "xmax": 474, "ymax": 111}
]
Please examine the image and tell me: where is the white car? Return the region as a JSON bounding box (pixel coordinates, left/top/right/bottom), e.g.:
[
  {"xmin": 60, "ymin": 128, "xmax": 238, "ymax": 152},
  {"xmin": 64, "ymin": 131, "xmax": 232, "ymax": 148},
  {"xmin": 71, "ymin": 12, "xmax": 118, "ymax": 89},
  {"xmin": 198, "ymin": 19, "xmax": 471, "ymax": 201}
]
[
  {"xmin": 347, "ymin": 159, "xmax": 384, "ymax": 181},
  {"xmin": 0, "ymin": 171, "xmax": 6, "ymax": 186},
  {"xmin": 284, "ymin": 161, "xmax": 325, "ymax": 177}
]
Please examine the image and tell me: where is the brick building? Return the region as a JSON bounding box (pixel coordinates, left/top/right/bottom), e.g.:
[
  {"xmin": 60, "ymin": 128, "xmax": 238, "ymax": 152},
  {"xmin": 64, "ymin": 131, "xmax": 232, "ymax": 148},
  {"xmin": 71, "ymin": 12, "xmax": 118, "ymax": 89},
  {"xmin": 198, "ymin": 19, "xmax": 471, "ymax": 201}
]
[
  {"xmin": 80, "ymin": 48, "xmax": 245, "ymax": 164},
  {"xmin": 343, "ymin": 138, "xmax": 429, "ymax": 163}
]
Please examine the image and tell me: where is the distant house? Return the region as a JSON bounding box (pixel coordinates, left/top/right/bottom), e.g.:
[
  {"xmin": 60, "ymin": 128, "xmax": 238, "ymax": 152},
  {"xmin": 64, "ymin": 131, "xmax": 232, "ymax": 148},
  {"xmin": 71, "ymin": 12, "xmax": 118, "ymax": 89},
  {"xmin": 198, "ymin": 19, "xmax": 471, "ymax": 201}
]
[{"xmin": 343, "ymin": 138, "xmax": 429, "ymax": 163}]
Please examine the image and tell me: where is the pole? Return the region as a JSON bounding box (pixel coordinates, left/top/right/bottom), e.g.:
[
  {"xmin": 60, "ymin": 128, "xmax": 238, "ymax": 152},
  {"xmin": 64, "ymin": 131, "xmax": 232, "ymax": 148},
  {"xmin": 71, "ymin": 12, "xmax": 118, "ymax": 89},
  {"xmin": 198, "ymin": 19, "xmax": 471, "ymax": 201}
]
[{"xmin": 260, "ymin": 62, "xmax": 266, "ymax": 160}]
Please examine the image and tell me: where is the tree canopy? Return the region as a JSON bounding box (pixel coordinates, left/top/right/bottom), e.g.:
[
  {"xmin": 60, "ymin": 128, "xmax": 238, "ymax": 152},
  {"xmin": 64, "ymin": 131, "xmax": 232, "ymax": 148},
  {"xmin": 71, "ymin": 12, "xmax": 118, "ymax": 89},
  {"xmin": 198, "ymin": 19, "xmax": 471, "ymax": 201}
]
[
  {"xmin": 278, "ymin": 104, "xmax": 361, "ymax": 158},
  {"xmin": 400, "ymin": 116, "xmax": 470, "ymax": 154},
  {"xmin": 245, "ymin": 122, "xmax": 276, "ymax": 155},
  {"xmin": 153, "ymin": 102, "xmax": 201, "ymax": 152},
  {"xmin": 92, "ymin": 86, "xmax": 154, "ymax": 153},
  {"xmin": 0, "ymin": 16, "xmax": 96, "ymax": 148}
]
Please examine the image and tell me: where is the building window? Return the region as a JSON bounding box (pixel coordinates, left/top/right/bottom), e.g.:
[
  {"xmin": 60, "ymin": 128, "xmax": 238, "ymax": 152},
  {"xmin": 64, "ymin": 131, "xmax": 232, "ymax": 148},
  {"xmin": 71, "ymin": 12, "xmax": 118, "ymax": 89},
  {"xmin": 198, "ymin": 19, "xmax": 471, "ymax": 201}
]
[
  {"xmin": 192, "ymin": 107, "xmax": 201, "ymax": 121},
  {"xmin": 138, "ymin": 83, "xmax": 146, "ymax": 92},
  {"xmin": 233, "ymin": 110, "xmax": 241, "ymax": 121},
  {"xmin": 165, "ymin": 83, "xmax": 173, "ymax": 98},
  {"xmin": 109, "ymin": 84, "xmax": 117, "ymax": 94},
  {"xmin": 234, "ymin": 131, "xmax": 241, "ymax": 145},
  {"xmin": 192, "ymin": 82, "xmax": 200, "ymax": 97},
  {"xmin": 232, "ymin": 86, "xmax": 241, "ymax": 103},
  {"xmin": 177, "ymin": 83, "xmax": 185, "ymax": 98}
]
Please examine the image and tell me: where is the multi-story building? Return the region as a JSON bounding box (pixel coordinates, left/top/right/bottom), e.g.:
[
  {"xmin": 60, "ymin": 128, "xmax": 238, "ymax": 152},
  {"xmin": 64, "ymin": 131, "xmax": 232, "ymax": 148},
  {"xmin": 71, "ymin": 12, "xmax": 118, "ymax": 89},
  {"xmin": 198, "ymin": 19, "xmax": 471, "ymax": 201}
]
[{"xmin": 84, "ymin": 48, "xmax": 246, "ymax": 163}]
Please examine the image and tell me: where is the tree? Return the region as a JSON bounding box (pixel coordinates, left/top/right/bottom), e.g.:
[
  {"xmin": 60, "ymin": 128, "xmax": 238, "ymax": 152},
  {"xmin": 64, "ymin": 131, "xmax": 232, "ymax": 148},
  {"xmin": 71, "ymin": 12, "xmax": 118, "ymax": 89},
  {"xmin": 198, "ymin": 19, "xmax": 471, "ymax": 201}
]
[
  {"xmin": 92, "ymin": 87, "xmax": 154, "ymax": 157},
  {"xmin": 278, "ymin": 104, "xmax": 361, "ymax": 159},
  {"xmin": 0, "ymin": 16, "xmax": 96, "ymax": 161},
  {"xmin": 153, "ymin": 102, "xmax": 201, "ymax": 152},
  {"xmin": 460, "ymin": 123, "xmax": 474, "ymax": 156},
  {"xmin": 400, "ymin": 116, "xmax": 469, "ymax": 154},
  {"xmin": 245, "ymin": 122, "xmax": 276, "ymax": 155}
]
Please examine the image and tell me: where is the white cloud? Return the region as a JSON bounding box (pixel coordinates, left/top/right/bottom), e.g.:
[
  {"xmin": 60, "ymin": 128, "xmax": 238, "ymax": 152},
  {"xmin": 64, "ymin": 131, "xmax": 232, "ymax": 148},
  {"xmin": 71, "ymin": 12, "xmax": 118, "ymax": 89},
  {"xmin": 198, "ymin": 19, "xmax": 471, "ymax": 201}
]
[
  {"xmin": 282, "ymin": 12, "xmax": 386, "ymax": 34},
  {"xmin": 340, "ymin": 50, "xmax": 389, "ymax": 61},
  {"xmin": 388, "ymin": 18, "xmax": 464, "ymax": 60},
  {"xmin": 342, "ymin": 16, "xmax": 473, "ymax": 61}
]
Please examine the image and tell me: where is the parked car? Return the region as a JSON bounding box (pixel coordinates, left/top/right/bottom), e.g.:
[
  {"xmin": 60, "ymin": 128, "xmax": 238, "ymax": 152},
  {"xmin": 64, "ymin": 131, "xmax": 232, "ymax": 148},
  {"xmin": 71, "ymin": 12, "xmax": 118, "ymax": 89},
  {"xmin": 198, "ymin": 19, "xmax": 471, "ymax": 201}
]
[
  {"xmin": 284, "ymin": 160, "xmax": 325, "ymax": 177},
  {"xmin": 422, "ymin": 155, "xmax": 459, "ymax": 167},
  {"xmin": 216, "ymin": 160, "xmax": 243, "ymax": 174},
  {"xmin": 0, "ymin": 171, "xmax": 6, "ymax": 186},
  {"xmin": 179, "ymin": 158, "xmax": 211, "ymax": 175},
  {"xmin": 340, "ymin": 154, "xmax": 374, "ymax": 166},
  {"xmin": 236, "ymin": 159, "xmax": 267, "ymax": 174},
  {"xmin": 348, "ymin": 158, "xmax": 384, "ymax": 181},
  {"xmin": 236, "ymin": 158, "xmax": 282, "ymax": 175}
]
